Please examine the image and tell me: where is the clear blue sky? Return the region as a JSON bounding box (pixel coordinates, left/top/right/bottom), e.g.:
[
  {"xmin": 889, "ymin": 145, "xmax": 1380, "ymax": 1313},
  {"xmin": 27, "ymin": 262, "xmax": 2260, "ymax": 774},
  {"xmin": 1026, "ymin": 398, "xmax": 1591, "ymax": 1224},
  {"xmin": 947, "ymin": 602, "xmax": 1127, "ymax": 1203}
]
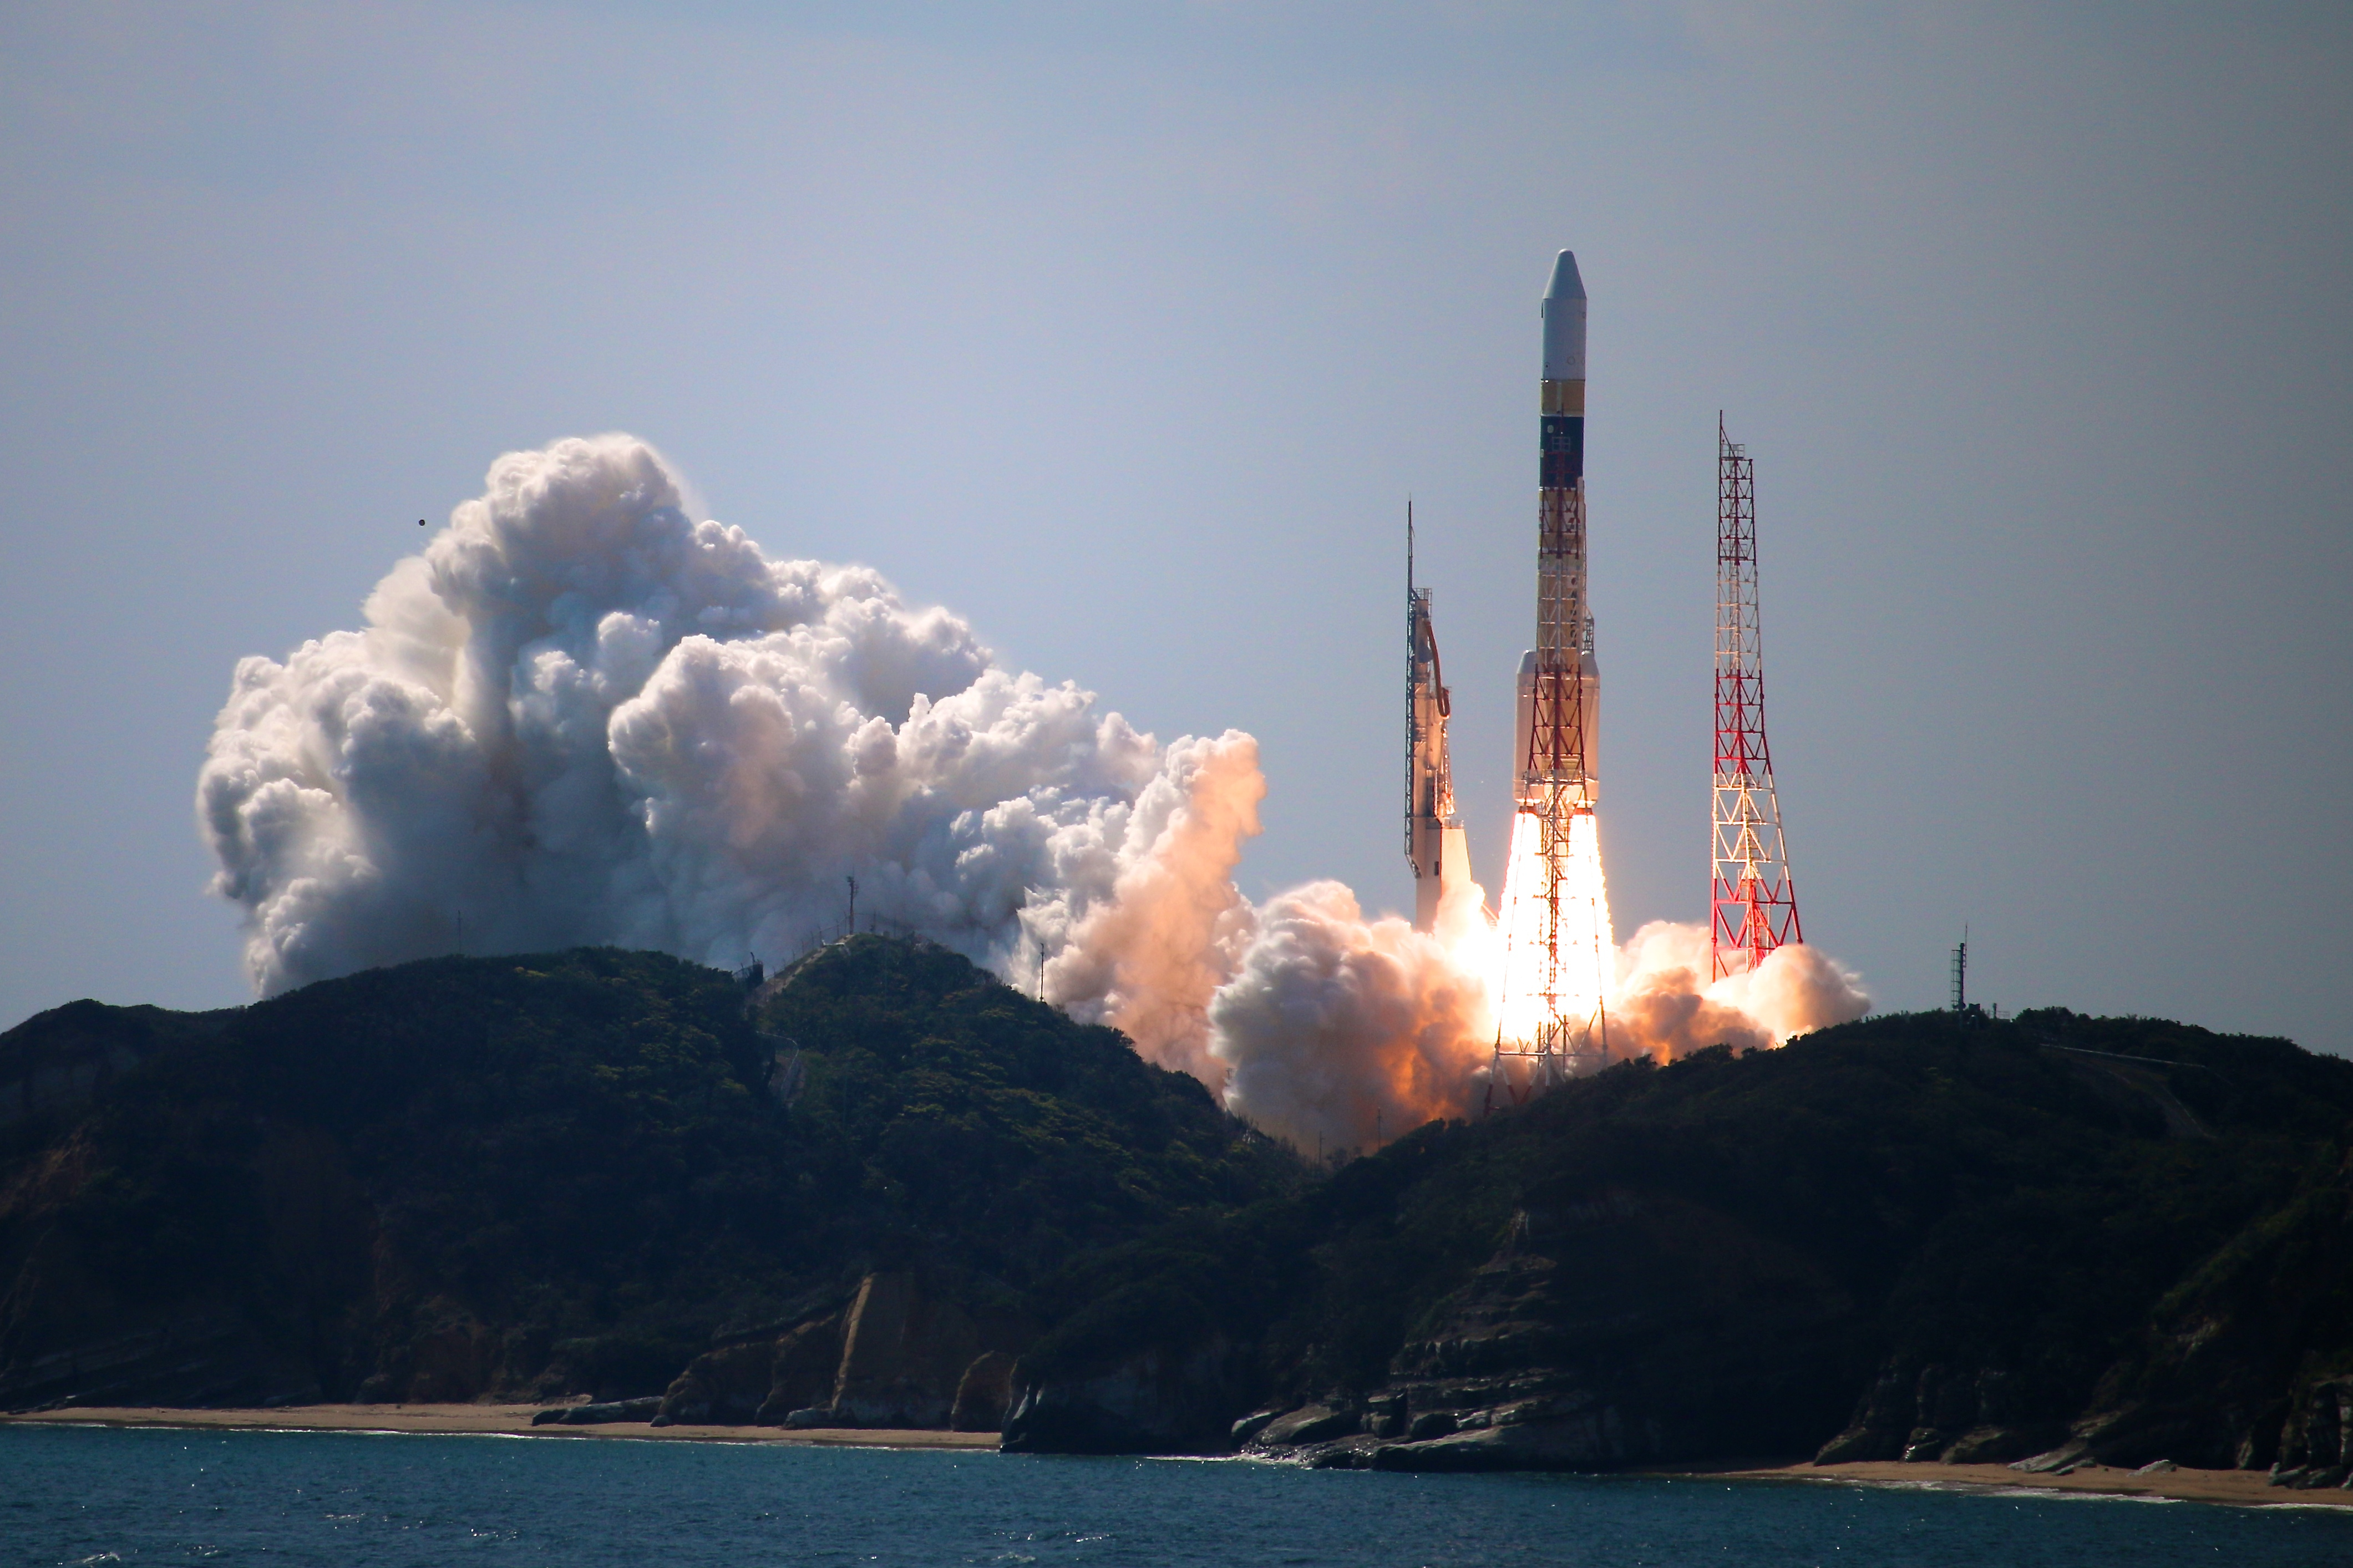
[{"xmin": 3, "ymin": 2, "xmax": 2347, "ymax": 1050}]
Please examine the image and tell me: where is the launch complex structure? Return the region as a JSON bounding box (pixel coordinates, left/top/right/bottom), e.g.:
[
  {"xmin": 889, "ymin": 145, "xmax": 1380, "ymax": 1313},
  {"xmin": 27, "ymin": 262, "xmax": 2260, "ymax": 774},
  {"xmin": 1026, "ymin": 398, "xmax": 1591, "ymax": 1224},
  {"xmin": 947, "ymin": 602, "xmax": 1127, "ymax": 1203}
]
[
  {"xmin": 1404, "ymin": 250, "xmax": 1805, "ymax": 1085},
  {"xmin": 1710, "ymin": 418, "xmax": 1802, "ymax": 979}
]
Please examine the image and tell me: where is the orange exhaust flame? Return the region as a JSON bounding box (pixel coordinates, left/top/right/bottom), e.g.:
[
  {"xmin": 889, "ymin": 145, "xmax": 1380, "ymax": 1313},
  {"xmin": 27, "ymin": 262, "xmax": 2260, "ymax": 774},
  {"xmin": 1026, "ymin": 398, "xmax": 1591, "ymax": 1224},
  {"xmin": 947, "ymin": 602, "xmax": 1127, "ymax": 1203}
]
[{"xmin": 1489, "ymin": 809, "xmax": 1615, "ymax": 1054}]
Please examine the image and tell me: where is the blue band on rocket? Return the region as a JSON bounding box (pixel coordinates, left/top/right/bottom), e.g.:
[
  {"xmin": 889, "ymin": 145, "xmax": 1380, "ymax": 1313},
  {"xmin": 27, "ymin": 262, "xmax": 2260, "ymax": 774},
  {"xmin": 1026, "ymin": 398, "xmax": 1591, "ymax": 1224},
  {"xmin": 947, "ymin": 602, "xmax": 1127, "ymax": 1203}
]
[{"xmin": 1540, "ymin": 415, "xmax": 1584, "ymax": 486}]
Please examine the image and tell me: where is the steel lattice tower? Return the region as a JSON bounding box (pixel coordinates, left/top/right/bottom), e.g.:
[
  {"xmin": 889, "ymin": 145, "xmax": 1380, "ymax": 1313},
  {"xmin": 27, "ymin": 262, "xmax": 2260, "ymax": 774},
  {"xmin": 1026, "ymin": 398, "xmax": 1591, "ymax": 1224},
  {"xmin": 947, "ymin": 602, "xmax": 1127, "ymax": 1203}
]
[{"xmin": 1710, "ymin": 416, "xmax": 1803, "ymax": 979}]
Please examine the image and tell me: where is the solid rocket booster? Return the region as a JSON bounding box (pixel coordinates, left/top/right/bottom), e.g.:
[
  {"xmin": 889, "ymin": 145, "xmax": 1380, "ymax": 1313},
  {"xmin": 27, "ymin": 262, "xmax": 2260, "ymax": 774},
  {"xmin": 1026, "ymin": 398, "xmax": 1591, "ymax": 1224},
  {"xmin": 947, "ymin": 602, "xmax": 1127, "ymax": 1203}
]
[{"xmin": 1514, "ymin": 250, "xmax": 1600, "ymax": 807}]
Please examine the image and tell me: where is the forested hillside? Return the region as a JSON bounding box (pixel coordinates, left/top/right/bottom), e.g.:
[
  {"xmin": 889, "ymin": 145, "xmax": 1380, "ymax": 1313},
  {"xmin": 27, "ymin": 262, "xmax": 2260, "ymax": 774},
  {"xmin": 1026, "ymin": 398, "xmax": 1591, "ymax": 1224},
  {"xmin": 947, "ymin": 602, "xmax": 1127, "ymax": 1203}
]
[
  {"xmin": 1002, "ymin": 1010, "xmax": 2353, "ymax": 1476},
  {"xmin": 0, "ymin": 938, "xmax": 1293, "ymax": 1411},
  {"xmin": 7, "ymin": 942, "xmax": 2350, "ymax": 1483}
]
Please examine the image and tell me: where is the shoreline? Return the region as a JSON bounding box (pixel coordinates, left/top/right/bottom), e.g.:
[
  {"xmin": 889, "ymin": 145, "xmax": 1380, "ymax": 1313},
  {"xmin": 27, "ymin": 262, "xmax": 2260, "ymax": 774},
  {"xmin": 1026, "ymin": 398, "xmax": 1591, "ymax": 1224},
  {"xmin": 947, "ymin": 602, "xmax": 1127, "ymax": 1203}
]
[
  {"xmin": 1697, "ymin": 1459, "xmax": 2353, "ymax": 1511},
  {"xmin": 0, "ymin": 1404, "xmax": 998, "ymax": 1449},
  {"xmin": 7, "ymin": 1409, "xmax": 2348, "ymax": 1511}
]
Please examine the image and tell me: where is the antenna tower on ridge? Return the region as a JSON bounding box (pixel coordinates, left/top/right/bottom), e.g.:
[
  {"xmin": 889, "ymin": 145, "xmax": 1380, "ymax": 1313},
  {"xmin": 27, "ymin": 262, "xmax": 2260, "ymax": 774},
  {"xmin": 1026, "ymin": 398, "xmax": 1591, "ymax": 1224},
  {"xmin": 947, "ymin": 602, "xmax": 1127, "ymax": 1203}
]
[{"xmin": 1710, "ymin": 416, "xmax": 1803, "ymax": 980}]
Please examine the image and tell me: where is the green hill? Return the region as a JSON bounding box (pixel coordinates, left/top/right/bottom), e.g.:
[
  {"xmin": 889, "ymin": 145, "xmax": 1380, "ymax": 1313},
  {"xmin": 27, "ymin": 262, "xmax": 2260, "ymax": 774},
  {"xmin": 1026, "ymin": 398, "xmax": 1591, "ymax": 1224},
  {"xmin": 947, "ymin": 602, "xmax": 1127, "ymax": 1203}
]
[
  {"xmin": 8, "ymin": 945, "xmax": 2351, "ymax": 1483},
  {"xmin": 0, "ymin": 938, "xmax": 1295, "ymax": 1412},
  {"xmin": 1001, "ymin": 1010, "xmax": 2353, "ymax": 1476}
]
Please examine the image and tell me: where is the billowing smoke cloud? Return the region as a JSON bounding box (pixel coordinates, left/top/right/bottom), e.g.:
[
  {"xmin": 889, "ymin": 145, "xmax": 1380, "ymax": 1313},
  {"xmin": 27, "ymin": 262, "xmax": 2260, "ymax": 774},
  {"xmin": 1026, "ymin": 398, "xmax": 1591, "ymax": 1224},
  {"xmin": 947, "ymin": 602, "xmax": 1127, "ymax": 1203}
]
[
  {"xmin": 1609, "ymin": 920, "xmax": 1870, "ymax": 1062},
  {"xmin": 1209, "ymin": 875, "xmax": 1497, "ymax": 1148},
  {"xmin": 1046, "ymin": 734, "xmax": 1265, "ymax": 1089},
  {"xmin": 1203, "ymin": 899, "xmax": 1868, "ymax": 1154},
  {"xmin": 200, "ymin": 433, "xmax": 1867, "ymax": 1155},
  {"xmin": 199, "ymin": 433, "xmax": 1259, "ymax": 1056}
]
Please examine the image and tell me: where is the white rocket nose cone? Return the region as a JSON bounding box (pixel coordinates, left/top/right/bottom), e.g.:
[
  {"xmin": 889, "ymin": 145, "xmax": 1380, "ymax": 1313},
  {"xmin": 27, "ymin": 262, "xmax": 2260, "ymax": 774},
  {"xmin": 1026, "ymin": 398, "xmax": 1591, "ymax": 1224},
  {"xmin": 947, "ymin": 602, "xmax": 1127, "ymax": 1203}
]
[
  {"xmin": 1541, "ymin": 249, "xmax": 1587, "ymax": 381},
  {"xmin": 1545, "ymin": 250, "xmax": 1585, "ymax": 302}
]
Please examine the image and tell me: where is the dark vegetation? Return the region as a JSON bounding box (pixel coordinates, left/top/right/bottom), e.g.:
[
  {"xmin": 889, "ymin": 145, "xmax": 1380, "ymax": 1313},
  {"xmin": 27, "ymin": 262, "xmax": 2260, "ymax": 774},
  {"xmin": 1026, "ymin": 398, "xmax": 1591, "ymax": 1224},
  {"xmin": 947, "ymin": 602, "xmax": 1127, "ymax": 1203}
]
[
  {"xmin": 4, "ymin": 940, "xmax": 2350, "ymax": 1477},
  {"xmin": 0, "ymin": 938, "xmax": 1294, "ymax": 1409},
  {"xmin": 1006, "ymin": 1010, "xmax": 2353, "ymax": 1471}
]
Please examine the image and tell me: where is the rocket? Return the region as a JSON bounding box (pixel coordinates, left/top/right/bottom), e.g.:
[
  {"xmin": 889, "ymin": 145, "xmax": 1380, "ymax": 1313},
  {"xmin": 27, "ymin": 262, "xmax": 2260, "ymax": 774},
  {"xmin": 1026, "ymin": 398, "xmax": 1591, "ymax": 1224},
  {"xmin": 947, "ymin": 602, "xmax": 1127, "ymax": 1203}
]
[
  {"xmin": 1514, "ymin": 250, "xmax": 1600, "ymax": 811},
  {"xmin": 1493, "ymin": 249, "xmax": 1615, "ymax": 1065}
]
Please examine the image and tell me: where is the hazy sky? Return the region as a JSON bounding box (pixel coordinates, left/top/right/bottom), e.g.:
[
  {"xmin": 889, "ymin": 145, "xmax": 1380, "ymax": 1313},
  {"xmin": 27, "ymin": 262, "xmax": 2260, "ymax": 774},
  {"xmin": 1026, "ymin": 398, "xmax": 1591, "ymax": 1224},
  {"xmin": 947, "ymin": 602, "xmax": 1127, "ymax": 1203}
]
[{"xmin": 3, "ymin": 2, "xmax": 2347, "ymax": 1051}]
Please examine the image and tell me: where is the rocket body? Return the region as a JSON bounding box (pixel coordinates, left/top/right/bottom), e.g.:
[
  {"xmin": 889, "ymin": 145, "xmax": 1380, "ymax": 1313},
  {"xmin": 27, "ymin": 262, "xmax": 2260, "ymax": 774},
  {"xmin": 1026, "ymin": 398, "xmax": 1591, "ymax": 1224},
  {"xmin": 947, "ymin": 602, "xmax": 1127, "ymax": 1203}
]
[
  {"xmin": 1494, "ymin": 246, "xmax": 1615, "ymax": 1064},
  {"xmin": 1516, "ymin": 250, "xmax": 1599, "ymax": 808}
]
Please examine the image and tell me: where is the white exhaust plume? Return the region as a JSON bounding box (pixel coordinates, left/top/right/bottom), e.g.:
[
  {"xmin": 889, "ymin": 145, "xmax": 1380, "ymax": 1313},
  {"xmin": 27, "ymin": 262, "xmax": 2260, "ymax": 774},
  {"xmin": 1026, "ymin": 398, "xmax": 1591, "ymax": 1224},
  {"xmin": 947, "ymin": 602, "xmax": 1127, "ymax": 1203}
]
[
  {"xmin": 1608, "ymin": 920, "xmax": 1869, "ymax": 1063},
  {"xmin": 1205, "ymin": 902, "xmax": 1868, "ymax": 1153},
  {"xmin": 1209, "ymin": 872, "xmax": 1498, "ymax": 1150},
  {"xmin": 199, "ymin": 433, "xmax": 1258, "ymax": 1058},
  {"xmin": 199, "ymin": 433, "xmax": 1867, "ymax": 1151}
]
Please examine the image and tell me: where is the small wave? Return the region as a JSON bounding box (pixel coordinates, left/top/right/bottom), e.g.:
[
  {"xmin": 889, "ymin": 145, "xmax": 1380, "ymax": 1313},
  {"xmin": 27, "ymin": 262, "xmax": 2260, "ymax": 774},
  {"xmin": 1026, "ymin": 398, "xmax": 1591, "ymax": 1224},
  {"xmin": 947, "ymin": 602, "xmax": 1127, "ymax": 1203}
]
[
  {"xmin": 1802, "ymin": 1474, "xmax": 2187, "ymax": 1506},
  {"xmin": 1982, "ymin": 1487, "xmax": 2180, "ymax": 1505}
]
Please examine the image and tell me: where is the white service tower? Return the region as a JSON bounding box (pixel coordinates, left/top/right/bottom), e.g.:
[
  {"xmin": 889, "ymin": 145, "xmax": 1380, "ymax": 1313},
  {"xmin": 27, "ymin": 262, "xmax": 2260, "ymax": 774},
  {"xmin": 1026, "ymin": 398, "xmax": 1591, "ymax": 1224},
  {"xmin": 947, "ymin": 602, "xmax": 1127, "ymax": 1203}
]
[{"xmin": 1406, "ymin": 505, "xmax": 1472, "ymax": 933}]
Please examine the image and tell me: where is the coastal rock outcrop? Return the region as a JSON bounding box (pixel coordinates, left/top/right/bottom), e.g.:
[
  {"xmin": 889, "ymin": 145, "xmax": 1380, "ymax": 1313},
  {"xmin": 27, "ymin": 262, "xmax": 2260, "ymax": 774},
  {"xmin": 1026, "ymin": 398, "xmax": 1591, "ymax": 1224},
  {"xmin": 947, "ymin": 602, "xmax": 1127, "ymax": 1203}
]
[
  {"xmin": 826, "ymin": 1272, "xmax": 982, "ymax": 1427},
  {"xmin": 533, "ymin": 1396, "xmax": 661, "ymax": 1425},
  {"xmin": 0, "ymin": 999, "xmax": 232, "ymax": 1131},
  {"xmin": 1811, "ymin": 1360, "xmax": 2058, "ymax": 1465},
  {"xmin": 756, "ymin": 1313, "xmax": 851, "ymax": 1424},
  {"xmin": 950, "ymin": 1350, "xmax": 1017, "ymax": 1432},
  {"xmin": 653, "ymin": 1274, "xmax": 1032, "ymax": 1430},
  {"xmin": 1001, "ymin": 1338, "xmax": 1246, "ymax": 1455},
  {"xmin": 1243, "ymin": 1193, "xmax": 1860, "ymax": 1471},
  {"xmin": 655, "ymin": 1334, "xmax": 811, "ymax": 1427}
]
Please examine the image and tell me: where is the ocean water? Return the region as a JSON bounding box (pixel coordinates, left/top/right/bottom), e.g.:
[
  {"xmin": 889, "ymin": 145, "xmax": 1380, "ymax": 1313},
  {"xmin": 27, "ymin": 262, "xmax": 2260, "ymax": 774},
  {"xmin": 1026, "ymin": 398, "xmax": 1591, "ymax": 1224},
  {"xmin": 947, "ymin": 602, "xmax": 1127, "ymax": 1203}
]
[{"xmin": 5, "ymin": 1426, "xmax": 2351, "ymax": 1568}]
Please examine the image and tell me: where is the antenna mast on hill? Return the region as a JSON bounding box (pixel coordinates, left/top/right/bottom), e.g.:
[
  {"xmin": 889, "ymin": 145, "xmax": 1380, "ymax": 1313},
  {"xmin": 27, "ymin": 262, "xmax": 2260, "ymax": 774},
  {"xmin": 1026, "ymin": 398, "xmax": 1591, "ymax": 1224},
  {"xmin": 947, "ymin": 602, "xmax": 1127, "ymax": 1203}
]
[{"xmin": 1710, "ymin": 416, "xmax": 1804, "ymax": 980}]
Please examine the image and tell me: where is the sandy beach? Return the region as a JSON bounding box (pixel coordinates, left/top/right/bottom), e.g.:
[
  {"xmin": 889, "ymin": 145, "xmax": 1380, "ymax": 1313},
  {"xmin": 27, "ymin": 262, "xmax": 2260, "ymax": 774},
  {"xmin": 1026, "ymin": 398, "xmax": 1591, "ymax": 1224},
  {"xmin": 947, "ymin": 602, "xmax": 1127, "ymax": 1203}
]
[
  {"xmin": 1708, "ymin": 1459, "xmax": 2353, "ymax": 1511},
  {"xmin": 11, "ymin": 1410, "xmax": 2348, "ymax": 1511},
  {"xmin": 0, "ymin": 1404, "xmax": 998, "ymax": 1449}
]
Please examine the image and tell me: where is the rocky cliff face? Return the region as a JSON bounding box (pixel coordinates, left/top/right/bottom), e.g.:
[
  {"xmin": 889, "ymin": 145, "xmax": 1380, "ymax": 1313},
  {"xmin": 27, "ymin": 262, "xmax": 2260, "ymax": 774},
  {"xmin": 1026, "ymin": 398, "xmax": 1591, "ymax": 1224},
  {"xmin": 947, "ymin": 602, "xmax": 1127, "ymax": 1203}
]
[
  {"xmin": 830, "ymin": 1272, "xmax": 979, "ymax": 1427},
  {"xmin": 1002, "ymin": 1337, "xmax": 1246, "ymax": 1455},
  {"xmin": 1972, "ymin": 1146, "xmax": 2353, "ymax": 1487},
  {"xmin": 1811, "ymin": 1358, "xmax": 2060, "ymax": 1465},
  {"xmin": 950, "ymin": 1350, "xmax": 1017, "ymax": 1432},
  {"xmin": 653, "ymin": 1325, "xmax": 834, "ymax": 1427},
  {"xmin": 0, "ymin": 1111, "xmax": 374, "ymax": 1411},
  {"xmin": 651, "ymin": 1271, "xmax": 1034, "ymax": 1430},
  {"xmin": 1008, "ymin": 1013, "xmax": 2353, "ymax": 1473},
  {"xmin": 0, "ymin": 941, "xmax": 1295, "ymax": 1415},
  {"xmin": 2270, "ymin": 1379, "xmax": 2353, "ymax": 1488},
  {"xmin": 0, "ymin": 1001, "xmax": 234, "ymax": 1133},
  {"xmin": 1235, "ymin": 1194, "xmax": 1861, "ymax": 1471}
]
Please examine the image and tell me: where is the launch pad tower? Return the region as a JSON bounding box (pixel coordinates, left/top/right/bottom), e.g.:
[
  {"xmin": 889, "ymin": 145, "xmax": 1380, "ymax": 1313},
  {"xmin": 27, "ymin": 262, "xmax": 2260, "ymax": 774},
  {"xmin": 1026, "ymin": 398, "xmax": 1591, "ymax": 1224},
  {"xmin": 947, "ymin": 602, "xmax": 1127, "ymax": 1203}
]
[{"xmin": 1710, "ymin": 417, "xmax": 1803, "ymax": 978}]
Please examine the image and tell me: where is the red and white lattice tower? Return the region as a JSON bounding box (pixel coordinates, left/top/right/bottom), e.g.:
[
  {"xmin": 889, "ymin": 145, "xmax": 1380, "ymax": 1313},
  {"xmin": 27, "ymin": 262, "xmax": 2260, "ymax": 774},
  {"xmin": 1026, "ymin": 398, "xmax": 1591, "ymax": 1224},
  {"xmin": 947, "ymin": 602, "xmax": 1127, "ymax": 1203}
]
[{"xmin": 1710, "ymin": 416, "xmax": 1803, "ymax": 980}]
